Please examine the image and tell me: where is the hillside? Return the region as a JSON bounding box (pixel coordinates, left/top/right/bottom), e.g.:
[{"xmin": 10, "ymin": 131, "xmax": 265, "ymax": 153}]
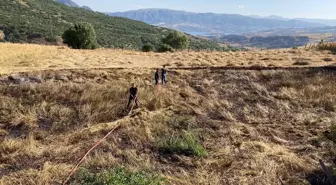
[
  {"xmin": 0, "ymin": 43, "xmax": 335, "ymax": 185},
  {"xmin": 0, "ymin": 0, "xmax": 221, "ymax": 50},
  {"xmin": 108, "ymin": 9, "xmax": 325, "ymax": 36}
]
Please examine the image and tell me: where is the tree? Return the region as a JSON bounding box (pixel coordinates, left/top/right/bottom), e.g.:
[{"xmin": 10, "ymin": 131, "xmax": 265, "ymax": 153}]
[
  {"xmin": 157, "ymin": 44, "xmax": 174, "ymax": 53},
  {"xmin": 4, "ymin": 26, "xmax": 28, "ymax": 43},
  {"xmin": 142, "ymin": 43, "xmax": 154, "ymax": 52},
  {"xmin": 162, "ymin": 31, "xmax": 189, "ymax": 50},
  {"xmin": 62, "ymin": 22, "xmax": 98, "ymax": 49}
]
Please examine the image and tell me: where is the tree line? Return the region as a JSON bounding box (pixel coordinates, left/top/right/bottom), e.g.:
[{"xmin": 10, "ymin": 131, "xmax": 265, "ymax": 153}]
[{"xmin": 63, "ymin": 22, "xmax": 191, "ymax": 52}]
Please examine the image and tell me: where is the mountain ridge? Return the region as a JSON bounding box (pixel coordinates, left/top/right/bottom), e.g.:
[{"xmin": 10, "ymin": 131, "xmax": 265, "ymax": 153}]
[
  {"xmin": 108, "ymin": 9, "xmax": 326, "ymax": 36},
  {"xmin": 55, "ymin": 0, "xmax": 93, "ymax": 11}
]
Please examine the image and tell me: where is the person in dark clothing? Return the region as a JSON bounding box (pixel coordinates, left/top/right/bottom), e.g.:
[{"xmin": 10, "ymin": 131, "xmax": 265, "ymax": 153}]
[
  {"xmin": 127, "ymin": 83, "xmax": 139, "ymax": 110},
  {"xmin": 161, "ymin": 65, "xmax": 167, "ymax": 84},
  {"xmin": 155, "ymin": 68, "xmax": 160, "ymax": 85}
]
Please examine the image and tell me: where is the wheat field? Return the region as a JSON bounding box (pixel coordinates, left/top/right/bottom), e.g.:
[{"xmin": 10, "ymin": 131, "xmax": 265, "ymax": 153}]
[
  {"xmin": 0, "ymin": 43, "xmax": 335, "ymax": 74},
  {"xmin": 0, "ymin": 43, "xmax": 335, "ymax": 185}
]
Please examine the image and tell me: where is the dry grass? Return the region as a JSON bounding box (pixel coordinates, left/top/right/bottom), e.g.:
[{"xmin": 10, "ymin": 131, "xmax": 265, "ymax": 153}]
[
  {"xmin": 1, "ymin": 43, "xmax": 336, "ymax": 74},
  {"xmin": 0, "ymin": 43, "xmax": 336, "ymax": 184},
  {"xmin": 317, "ymin": 42, "xmax": 336, "ymax": 54},
  {"xmin": 0, "ymin": 67, "xmax": 335, "ymax": 185},
  {"xmin": 0, "ymin": 31, "xmax": 4, "ymax": 41}
]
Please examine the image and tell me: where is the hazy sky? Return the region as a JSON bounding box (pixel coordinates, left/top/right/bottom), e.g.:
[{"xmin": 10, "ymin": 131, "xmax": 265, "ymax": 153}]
[{"xmin": 73, "ymin": 0, "xmax": 336, "ymax": 19}]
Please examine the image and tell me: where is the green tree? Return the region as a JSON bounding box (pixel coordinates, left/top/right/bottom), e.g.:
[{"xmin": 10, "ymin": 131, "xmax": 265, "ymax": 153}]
[
  {"xmin": 62, "ymin": 22, "xmax": 98, "ymax": 49},
  {"xmin": 162, "ymin": 31, "xmax": 189, "ymax": 50},
  {"xmin": 142, "ymin": 43, "xmax": 154, "ymax": 52},
  {"xmin": 157, "ymin": 44, "xmax": 174, "ymax": 53},
  {"xmin": 4, "ymin": 26, "xmax": 28, "ymax": 43}
]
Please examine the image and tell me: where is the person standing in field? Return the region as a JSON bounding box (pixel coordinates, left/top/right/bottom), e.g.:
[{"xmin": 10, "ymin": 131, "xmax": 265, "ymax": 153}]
[
  {"xmin": 127, "ymin": 83, "xmax": 139, "ymax": 110},
  {"xmin": 161, "ymin": 65, "xmax": 167, "ymax": 84},
  {"xmin": 155, "ymin": 68, "xmax": 160, "ymax": 85}
]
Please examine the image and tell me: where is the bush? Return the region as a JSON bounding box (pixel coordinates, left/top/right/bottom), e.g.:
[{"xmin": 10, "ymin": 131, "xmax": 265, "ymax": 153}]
[
  {"xmin": 293, "ymin": 61, "xmax": 310, "ymax": 66},
  {"xmin": 62, "ymin": 22, "xmax": 98, "ymax": 49},
  {"xmin": 156, "ymin": 132, "xmax": 207, "ymax": 157},
  {"xmin": 4, "ymin": 26, "xmax": 27, "ymax": 43},
  {"xmin": 45, "ymin": 35, "xmax": 62, "ymax": 43},
  {"xmin": 162, "ymin": 31, "xmax": 189, "ymax": 50},
  {"xmin": 293, "ymin": 59, "xmax": 310, "ymax": 66},
  {"xmin": 322, "ymin": 57, "xmax": 334, "ymax": 62},
  {"xmin": 142, "ymin": 43, "xmax": 154, "ymax": 52},
  {"xmin": 157, "ymin": 44, "xmax": 174, "ymax": 53},
  {"xmin": 76, "ymin": 167, "xmax": 165, "ymax": 185}
]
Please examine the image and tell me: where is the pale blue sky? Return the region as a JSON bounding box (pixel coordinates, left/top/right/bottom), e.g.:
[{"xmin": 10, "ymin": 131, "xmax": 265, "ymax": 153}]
[{"xmin": 73, "ymin": 0, "xmax": 336, "ymax": 19}]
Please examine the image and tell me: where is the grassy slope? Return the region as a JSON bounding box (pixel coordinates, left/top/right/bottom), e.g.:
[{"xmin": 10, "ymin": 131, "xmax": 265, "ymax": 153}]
[
  {"xmin": 0, "ymin": 0, "xmax": 221, "ymax": 50},
  {"xmin": 0, "ymin": 44, "xmax": 335, "ymax": 184},
  {"xmin": 0, "ymin": 46, "xmax": 336, "ymax": 184}
]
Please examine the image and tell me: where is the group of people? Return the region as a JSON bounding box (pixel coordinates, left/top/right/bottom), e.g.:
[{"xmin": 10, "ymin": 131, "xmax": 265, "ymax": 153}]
[
  {"xmin": 155, "ymin": 65, "xmax": 167, "ymax": 85},
  {"xmin": 126, "ymin": 65, "xmax": 167, "ymax": 111}
]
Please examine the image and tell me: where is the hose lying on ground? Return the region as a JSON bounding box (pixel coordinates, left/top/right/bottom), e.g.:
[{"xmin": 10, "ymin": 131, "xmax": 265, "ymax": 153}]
[{"xmin": 62, "ymin": 124, "xmax": 121, "ymax": 185}]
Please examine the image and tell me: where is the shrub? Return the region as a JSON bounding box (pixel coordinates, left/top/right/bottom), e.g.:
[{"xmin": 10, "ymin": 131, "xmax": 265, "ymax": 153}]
[
  {"xmin": 142, "ymin": 43, "xmax": 154, "ymax": 52},
  {"xmin": 162, "ymin": 31, "xmax": 189, "ymax": 50},
  {"xmin": 62, "ymin": 22, "xmax": 98, "ymax": 49},
  {"xmin": 4, "ymin": 26, "xmax": 27, "ymax": 43},
  {"xmin": 157, "ymin": 44, "xmax": 174, "ymax": 53},
  {"xmin": 293, "ymin": 59, "xmax": 310, "ymax": 66},
  {"xmin": 156, "ymin": 132, "xmax": 207, "ymax": 157},
  {"xmin": 45, "ymin": 35, "xmax": 62, "ymax": 43},
  {"xmin": 76, "ymin": 167, "xmax": 165, "ymax": 185},
  {"xmin": 322, "ymin": 57, "xmax": 334, "ymax": 62},
  {"xmin": 293, "ymin": 61, "xmax": 310, "ymax": 66}
]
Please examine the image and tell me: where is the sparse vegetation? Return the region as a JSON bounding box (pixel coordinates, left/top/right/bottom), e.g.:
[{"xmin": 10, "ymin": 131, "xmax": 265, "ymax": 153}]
[
  {"xmin": 156, "ymin": 132, "xmax": 207, "ymax": 157},
  {"xmin": 75, "ymin": 167, "xmax": 165, "ymax": 185}
]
